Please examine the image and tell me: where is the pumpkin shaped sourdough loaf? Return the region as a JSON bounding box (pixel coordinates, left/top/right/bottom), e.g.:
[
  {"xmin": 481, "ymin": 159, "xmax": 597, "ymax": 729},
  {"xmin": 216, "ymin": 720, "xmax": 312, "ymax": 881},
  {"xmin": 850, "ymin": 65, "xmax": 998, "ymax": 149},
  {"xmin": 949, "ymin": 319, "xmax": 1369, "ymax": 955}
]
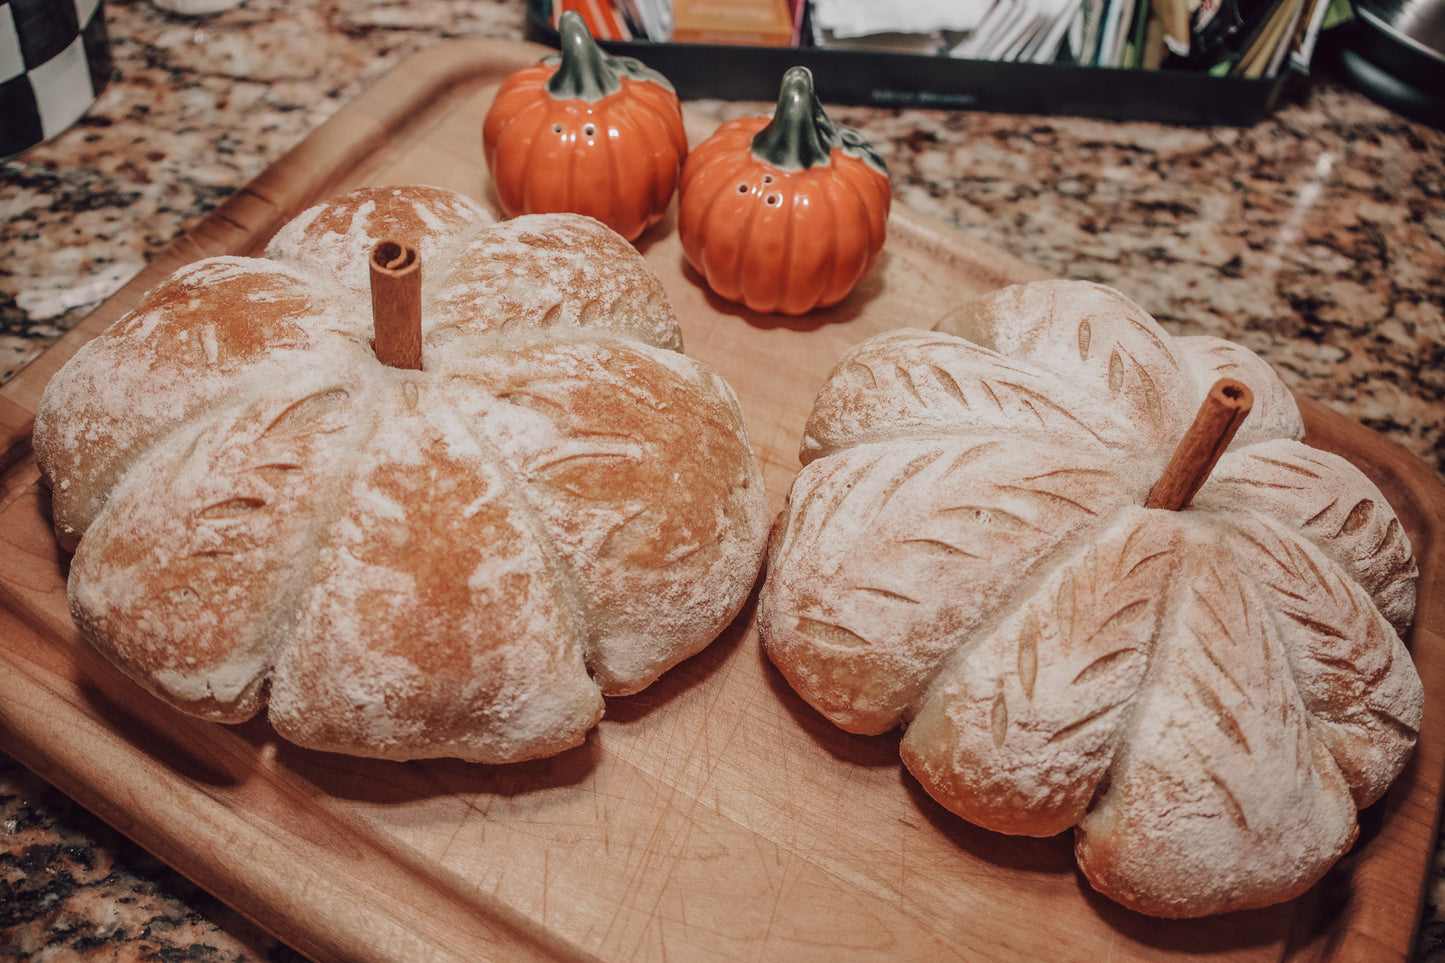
[
  {"xmin": 757, "ymin": 278, "xmax": 1422, "ymax": 918},
  {"xmin": 33, "ymin": 185, "xmax": 771, "ymax": 764}
]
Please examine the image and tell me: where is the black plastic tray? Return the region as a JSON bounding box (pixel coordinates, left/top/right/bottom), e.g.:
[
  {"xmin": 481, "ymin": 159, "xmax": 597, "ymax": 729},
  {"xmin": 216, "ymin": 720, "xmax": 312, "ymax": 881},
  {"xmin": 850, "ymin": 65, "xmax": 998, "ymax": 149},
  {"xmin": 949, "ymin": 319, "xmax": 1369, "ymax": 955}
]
[{"xmin": 523, "ymin": 1, "xmax": 1295, "ymax": 125}]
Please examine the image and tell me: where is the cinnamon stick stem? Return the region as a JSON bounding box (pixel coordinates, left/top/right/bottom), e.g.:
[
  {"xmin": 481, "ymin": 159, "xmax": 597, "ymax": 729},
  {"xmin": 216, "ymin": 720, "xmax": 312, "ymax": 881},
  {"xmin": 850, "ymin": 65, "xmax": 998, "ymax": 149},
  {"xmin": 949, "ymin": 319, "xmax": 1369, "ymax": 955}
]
[
  {"xmin": 368, "ymin": 240, "xmax": 422, "ymax": 370},
  {"xmin": 1145, "ymin": 377, "xmax": 1253, "ymax": 511}
]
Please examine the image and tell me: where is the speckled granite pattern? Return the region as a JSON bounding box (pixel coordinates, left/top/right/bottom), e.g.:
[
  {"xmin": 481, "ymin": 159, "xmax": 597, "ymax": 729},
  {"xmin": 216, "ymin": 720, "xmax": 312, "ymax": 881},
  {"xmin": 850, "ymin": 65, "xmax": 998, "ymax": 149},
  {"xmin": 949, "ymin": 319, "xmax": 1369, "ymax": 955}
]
[
  {"xmin": 2, "ymin": 0, "xmax": 1444, "ymax": 960},
  {"xmin": 2, "ymin": 766, "xmax": 308, "ymax": 962}
]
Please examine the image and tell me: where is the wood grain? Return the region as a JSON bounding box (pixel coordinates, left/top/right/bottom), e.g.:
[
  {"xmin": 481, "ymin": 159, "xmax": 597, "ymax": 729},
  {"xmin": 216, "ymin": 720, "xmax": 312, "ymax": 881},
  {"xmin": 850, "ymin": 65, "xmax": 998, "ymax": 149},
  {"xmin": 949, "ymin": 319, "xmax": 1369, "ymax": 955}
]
[{"xmin": 1, "ymin": 38, "xmax": 1442, "ymax": 963}]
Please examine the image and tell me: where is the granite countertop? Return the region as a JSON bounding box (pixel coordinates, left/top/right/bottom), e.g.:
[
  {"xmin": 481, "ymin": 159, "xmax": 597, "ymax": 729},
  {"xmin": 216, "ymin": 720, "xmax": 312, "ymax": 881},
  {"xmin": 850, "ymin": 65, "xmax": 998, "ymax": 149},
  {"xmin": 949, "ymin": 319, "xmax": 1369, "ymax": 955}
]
[{"xmin": 2, "ymin": 0, "xmax": 1443, "ymax": 959}]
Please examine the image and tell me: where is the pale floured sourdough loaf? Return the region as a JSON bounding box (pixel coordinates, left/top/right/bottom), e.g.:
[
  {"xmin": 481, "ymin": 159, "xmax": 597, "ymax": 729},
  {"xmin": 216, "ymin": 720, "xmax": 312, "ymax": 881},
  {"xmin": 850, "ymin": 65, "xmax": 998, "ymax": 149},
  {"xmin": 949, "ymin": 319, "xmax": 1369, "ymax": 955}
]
[
  {"xmin": 757, "ymin": 278, "xmax": 1422, "ymax": 917},
  {"xmin": 34, "ymin": 185, "xmax": 771, "ymax": 764}
]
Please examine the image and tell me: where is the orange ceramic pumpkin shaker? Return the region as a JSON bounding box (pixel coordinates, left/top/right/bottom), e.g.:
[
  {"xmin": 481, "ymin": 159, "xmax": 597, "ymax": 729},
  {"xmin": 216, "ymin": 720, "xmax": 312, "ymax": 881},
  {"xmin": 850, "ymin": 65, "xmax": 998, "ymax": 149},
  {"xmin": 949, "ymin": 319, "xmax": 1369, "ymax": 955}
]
[
  {"xmin": 483, "ymin": 11, "xmax": 687, "ymax": 241},
  {"xmin": 678, "ymin": 66, "xmax": 891, "ymax": 315}
]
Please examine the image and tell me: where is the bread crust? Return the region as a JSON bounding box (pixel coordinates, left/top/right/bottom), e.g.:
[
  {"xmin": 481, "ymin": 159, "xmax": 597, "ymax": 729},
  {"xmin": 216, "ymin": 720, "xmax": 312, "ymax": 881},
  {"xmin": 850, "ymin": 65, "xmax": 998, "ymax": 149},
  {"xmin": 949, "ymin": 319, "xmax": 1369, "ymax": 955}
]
[
  {"xmin": 38, "ymin": 185, "xmax": 771, "ymax": 763},
  {"xmin": 759, "ymin": 278, "xmax": 1423, "ymax": 917}
]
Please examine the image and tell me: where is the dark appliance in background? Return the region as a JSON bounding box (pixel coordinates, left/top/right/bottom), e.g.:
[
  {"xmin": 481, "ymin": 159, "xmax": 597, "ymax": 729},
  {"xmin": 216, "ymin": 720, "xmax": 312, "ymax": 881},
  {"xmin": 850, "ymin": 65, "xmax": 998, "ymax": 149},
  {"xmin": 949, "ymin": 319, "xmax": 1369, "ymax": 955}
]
[{"xmin": 1320, "ymin": 0, "xmax": 1445, "ymax": 128}]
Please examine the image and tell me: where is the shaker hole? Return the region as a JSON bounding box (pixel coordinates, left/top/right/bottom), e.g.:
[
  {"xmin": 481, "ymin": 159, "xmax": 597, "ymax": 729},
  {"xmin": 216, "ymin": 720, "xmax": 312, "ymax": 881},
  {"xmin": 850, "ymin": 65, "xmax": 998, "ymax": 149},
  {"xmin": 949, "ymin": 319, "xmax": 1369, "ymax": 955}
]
[
  {"xmin": 765, "ymin": 193, "xmax": 781, "ymax": 206},
  {"xmin": 583, "ymin": 123, "xmax": 597, "ymax": 137},
  {"xmin": 552, "ymin": 123, "xmax": 564, "ymax": 133}
]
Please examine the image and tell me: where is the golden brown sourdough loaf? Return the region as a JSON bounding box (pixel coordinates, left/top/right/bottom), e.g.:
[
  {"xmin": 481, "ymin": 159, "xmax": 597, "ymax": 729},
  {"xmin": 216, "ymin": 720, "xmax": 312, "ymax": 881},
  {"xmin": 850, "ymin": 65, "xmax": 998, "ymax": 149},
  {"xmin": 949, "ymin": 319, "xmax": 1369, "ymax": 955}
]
[
  {"xmin": 34, "ymin": 185, "xmax": 771, "ymax": 764},
  {"xmin": 757, "ymin": 278, "xmax": 1422, "ymax": 918}
]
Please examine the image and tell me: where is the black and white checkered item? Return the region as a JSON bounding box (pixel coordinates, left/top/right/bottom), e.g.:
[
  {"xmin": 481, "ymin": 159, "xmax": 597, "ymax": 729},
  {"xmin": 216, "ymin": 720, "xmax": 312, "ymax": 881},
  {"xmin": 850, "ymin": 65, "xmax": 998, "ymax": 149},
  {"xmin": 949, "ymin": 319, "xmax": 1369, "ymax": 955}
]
[{"xmin": 1, "ymin": 0, "xmax": 112, "ymax": 159}]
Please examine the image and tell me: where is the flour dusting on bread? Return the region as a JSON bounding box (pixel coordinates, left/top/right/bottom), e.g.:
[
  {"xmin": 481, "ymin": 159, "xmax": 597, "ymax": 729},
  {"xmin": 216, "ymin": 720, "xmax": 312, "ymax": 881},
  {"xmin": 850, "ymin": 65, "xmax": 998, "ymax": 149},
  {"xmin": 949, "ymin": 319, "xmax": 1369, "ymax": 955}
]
[
  {"xmin": 759, "ymin": 278, "xmax": 1422, "ymax": 918},
  {"xmin": 37, "ymin": 185, "xmax": 771, "ymax": 763}
]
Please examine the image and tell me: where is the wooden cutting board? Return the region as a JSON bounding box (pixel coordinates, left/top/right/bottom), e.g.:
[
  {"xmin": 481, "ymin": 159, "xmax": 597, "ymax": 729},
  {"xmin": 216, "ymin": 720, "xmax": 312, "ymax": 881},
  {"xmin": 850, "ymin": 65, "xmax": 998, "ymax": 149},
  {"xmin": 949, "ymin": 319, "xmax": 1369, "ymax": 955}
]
[{"xmin": 2, "ymin": 38, "xmax": 1443, "ymax": 963}]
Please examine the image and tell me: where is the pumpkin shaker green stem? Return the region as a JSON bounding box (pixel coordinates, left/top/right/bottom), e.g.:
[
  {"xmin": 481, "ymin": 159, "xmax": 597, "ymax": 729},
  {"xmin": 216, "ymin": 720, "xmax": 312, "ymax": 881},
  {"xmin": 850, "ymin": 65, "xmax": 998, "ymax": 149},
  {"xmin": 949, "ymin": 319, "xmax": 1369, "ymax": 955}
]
[
  {"xmin": 547, "ymin": 10, "xmax": 675, "ymax": 101},
  {"xmin": 750, "ymin": 66, "xmax": 887, "ymax": 176},
  {"xmin": 482, "ymin": 11, "xmax": 687, "ymax": 241}
]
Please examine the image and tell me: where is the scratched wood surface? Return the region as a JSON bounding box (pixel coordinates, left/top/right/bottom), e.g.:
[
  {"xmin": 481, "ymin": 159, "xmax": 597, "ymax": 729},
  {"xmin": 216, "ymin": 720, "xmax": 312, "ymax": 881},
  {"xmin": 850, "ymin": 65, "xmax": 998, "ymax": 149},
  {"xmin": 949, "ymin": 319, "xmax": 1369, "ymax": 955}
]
[{"xmin": 1, "ymin": 39, "xmax": 1443, "ymax": 963}]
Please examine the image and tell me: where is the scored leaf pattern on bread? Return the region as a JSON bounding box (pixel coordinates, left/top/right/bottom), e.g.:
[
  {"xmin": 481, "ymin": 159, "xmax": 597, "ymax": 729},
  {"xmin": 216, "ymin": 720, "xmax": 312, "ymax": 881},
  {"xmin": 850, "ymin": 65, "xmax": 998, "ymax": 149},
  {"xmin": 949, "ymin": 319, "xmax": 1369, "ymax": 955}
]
[
  {"xmin": 31, "ymin": 258, "xmax": 361, "ymax": 551},
  {"xmin": 800, "ymin": 331, "xmax": 1132, "ymax": 464},
  {"xmin": 934, "ymin": 280, "xmax": 1192, "ymax": 444},
  {"xmin": 1073, "ymin": 529, "xmax": 1363, "ymax": 918},
  {"xmin": 900, "ymin": 508, "xmax": 1170, "ymax": 837},
  {"xmin": 1233, "ymin": 513, "xmax": 1422, "ymax": 806},
  {"xmin": 767, "ymin": 436, "xmax": 1135, "ymax": 734},
  {"xmin": 758, "ymin": 278, "xmax": 1422, "ymax": 918},
  {"xmin": 1200, "ymin": 439, "xmax": 1419, "ymax": 632},
  {"xmin": 38, "ymin": 186, "xmax": 771, "ymax": 763},
  {"xmin": 446, "ymin": 339, "xmax": 767, "ymax": 693}
]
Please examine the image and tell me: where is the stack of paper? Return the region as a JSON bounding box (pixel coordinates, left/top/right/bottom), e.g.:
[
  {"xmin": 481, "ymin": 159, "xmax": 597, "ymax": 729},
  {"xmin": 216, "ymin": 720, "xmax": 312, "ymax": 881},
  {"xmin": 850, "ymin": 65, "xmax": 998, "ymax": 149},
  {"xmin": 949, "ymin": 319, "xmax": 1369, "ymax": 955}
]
[
  {"xmin": 623, "ymin": 0, "xmax": 674, "ymax": 40},
  {"xmin": 947, "ymin": 0, "xmax": 1081, "ymax": 62},
  {"xmin": 810, "ymin": 0, "xmax": 995, "ymax": 37}
]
